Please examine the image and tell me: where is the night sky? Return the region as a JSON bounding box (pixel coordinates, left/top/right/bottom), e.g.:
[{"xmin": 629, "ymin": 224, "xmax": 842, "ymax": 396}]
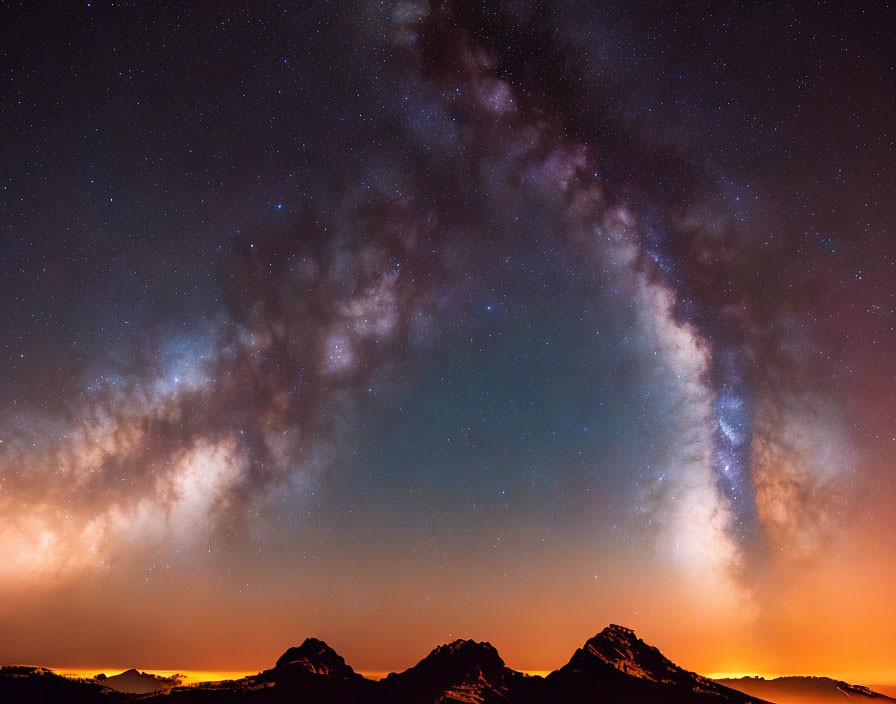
[{"xmin": 1, "ymin": 0, "xmax": 894, "ymax": 683}]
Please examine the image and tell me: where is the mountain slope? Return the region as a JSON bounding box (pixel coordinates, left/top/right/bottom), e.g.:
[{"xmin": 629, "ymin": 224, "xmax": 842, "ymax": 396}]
[{"xmin": 717, "ymin": 676, "xmax": 896, "ymax": 704}]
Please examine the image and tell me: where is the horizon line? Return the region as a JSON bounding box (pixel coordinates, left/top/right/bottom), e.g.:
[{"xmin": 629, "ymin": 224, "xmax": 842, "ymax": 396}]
[{"xmin": 24, "ymin": 664, "xmax": 896, "ymax": 689}]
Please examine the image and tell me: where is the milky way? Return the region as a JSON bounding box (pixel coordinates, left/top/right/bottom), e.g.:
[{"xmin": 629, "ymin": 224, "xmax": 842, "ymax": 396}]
[{"xmin": 1, "ymin": 0, "xmax": 893, "ymax": 678}]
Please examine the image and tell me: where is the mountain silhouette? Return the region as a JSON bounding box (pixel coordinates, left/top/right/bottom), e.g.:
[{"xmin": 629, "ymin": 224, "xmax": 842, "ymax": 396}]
[
  {"xmin": 273, "ymin": 637, "xmax": 362, "ymax": 680},
  {"xmin": 233, "ymin": 636, "xmax": 375, "ymax": 703},
  {"xmin": 545, "ymin": 624, "xmax": 768, "ymax": 704},
  {"xmin": 379, "ymin": 638, "xmax": 531, "ymax": 703},
  {"xmin": 5, "ymin": 625, "xmax": 887, "ymax": 704}
]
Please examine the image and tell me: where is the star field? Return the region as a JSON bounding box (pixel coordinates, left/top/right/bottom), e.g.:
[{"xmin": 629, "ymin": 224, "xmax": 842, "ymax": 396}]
[{"xmin": 0, "ymin": 0, "xmax": 894, "ymax": 681}]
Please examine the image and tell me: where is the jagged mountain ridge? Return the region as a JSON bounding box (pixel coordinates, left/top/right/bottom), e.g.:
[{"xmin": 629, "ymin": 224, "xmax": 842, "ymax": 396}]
[
  {"xmin": 149, "ymin": 625, "xmax": 772, "ymax": 703},
  {"xmin": 4, "ymin": 624, "xmax": 866, "ymax": 704}
]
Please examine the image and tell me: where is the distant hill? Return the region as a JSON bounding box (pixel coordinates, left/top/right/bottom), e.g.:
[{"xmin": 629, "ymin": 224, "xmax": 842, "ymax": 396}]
[
  {"xmin": 95, "ymin": 668, "xmax": 181, "ymax": 694},
  {"xmin": 717, "ymin": 675, "xmax": 896, "ymax": 704}
]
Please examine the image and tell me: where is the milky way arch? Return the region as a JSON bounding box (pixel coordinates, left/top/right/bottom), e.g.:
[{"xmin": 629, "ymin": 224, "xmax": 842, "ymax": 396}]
[{"xmin": 0, "ymin": 1, "xmax": 852, "ymax": 614}]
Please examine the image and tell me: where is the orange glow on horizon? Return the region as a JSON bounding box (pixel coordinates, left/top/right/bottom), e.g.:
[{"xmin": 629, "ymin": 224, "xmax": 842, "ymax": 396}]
[
  {"xmin": 52, "ymin": 668, "xmax": 259, "ymax": 686},
  {"xmin": 50, "ymin": 666, "xmax": 896, "ymax": 689}
]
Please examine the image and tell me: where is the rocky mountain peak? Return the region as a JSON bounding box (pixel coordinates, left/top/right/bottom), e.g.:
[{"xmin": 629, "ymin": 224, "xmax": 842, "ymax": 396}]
[{"xmin": 274, "ymin": 638, "xmax": 358, "ymax": 679}]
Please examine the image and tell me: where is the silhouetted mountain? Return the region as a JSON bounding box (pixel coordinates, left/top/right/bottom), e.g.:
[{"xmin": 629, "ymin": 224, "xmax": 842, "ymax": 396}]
[
  {"xmin": 0, "ymin": 665, "xmax": 126, "ymax": 703},
  {"xmin": 237, "ymin": 637, "xmax": 374, "ymax": 702},
  {"xmin": 379, "ymin": 638, "xmax": 536, "ymax": 703},
  {"xmin": 94, "ymin": 668, "xmax": 180, "ymax": 694},
  {"xmin": 273, "ymin": 637, "xmax": 362, "ymax": 680},
  {"xmin": 0, "ymin": 627, "xmax": 783, "ymax": 703},
  {"xmin": 546, "ymin": 624, "xmax": 768, "ymax": 704},
  {"xmin": 717, "ymin": 675, "xmax": 896, "ymax": 704}
]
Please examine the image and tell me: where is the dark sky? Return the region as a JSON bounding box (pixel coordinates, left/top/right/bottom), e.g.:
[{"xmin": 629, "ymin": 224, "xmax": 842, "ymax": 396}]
[{"xmin": 1, "ymin": 0, "xmax": 894, "ymax": 681}]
